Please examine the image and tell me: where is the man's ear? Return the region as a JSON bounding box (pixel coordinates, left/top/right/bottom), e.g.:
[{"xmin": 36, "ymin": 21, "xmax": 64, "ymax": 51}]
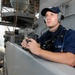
[{"xmin": 58, "ymin": 12, "xmax": 64, "ymax": 22}]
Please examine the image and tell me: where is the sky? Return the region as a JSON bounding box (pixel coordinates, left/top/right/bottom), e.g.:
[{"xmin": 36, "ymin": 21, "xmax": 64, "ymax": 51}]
[
  {"xmin": 0, "ymin": 25, "xmax": 5, "ymax": 47},
  {"xmin": 0, "ymin": 25, "xmax": 13, "ymax": 47}
]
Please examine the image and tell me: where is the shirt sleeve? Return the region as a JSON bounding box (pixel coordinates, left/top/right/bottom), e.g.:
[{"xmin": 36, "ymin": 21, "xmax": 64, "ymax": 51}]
[{"xmin": 63, "ymin": 29, "xmax": 75, "ymax": 54}]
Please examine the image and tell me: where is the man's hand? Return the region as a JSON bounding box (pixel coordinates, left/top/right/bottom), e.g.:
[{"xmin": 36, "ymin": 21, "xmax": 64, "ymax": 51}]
[
  {"xmin": 21, "ymin": 37, "xmax": 30, "ymax": 49},
  {"xmin": 21, "ymin": 38, "xmax": 41, "ymax": 55},
  {"xmin": 26, "ymin": 38, "xmax": 41, "ymax": 55}
]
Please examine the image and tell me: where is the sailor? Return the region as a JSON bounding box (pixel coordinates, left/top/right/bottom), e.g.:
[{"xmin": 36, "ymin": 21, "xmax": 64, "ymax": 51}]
[{"xmin": 21, "ymin": 6, "xmax": 75, "ymax": 67}]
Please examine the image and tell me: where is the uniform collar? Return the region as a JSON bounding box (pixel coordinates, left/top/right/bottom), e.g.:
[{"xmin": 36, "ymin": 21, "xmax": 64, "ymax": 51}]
[{"xmin": 49, "ymin": 25, "xmax": 64, "ymax": 35}]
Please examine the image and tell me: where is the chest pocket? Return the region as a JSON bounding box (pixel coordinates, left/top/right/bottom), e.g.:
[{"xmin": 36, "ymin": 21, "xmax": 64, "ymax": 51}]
[
  {"xmin": 54, "ymin": 30, "xmax": 68, "ymax": 52},
  {"xmin": 54, "ymin": 35, "xmax": 64, "ymax": 52}
]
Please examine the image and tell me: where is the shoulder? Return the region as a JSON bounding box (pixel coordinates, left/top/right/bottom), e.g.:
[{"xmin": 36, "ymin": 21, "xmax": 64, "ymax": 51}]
[
  {"xmin": 40, "ymin": 30, "xmax": 50, "ymax": 37},
  {"xmin": 38, "ymin": 31, "xmax": 51, "ymax": 42},
  {"xmin": 65, "ymin": 29, "xmax": 75, "ymax": 38},
  {"xmin": 64, "ymin": 29, "xmax": 75, "ymax": 42},
  {"xmin": 63, "ymin": 29, "xmax": 75, "ymax": 54},
  {"xmin": 38, "ymin": 31, "xmax": 48, "ymax": 42}
]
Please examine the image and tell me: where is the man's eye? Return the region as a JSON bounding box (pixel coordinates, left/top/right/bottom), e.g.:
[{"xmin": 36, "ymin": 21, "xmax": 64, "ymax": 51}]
[{"xmin": 51, "ymin": 14, "xmax": 54, "ymax": 16}]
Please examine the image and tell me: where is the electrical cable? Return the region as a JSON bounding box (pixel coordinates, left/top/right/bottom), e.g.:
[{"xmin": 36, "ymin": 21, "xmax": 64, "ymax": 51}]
[{"xmin": 40, "ymin": 26, "xmax": 47, "ymax": 36}]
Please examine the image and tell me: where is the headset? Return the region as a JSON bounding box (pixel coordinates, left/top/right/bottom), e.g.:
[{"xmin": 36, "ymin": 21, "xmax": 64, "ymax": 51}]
[
  {"xmin": 43, "ymin": 12, "xmax": 64, "ymax": 23},
  {"xmin": 43, "ymin": 17, "xmax": 46, "ymax": 23},
  {"xmin": 58, "ymin": 12, "xmax": 64, "ymax": 23}
]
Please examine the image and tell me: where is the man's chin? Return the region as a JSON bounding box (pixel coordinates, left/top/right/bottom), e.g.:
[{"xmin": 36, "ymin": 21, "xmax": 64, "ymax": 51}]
[{"xmin": 48, "ymin": 26, "xmax": 54, "ymax": 28}]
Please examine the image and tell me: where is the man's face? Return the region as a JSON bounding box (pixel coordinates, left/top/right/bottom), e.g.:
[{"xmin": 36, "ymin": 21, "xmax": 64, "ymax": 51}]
[{"xmin": 45, "ymin": 11, "xmax": 59, "ymax": 28}]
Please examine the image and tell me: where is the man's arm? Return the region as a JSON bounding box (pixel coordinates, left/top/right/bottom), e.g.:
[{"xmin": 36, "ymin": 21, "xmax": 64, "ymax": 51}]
[
  {"xmin": 39, "ymin": 49, "xmax": 75, "ymax": 67},
  {"xmin": 21, "ymin": 38, "xmax": 75, "ymax": 67}
]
